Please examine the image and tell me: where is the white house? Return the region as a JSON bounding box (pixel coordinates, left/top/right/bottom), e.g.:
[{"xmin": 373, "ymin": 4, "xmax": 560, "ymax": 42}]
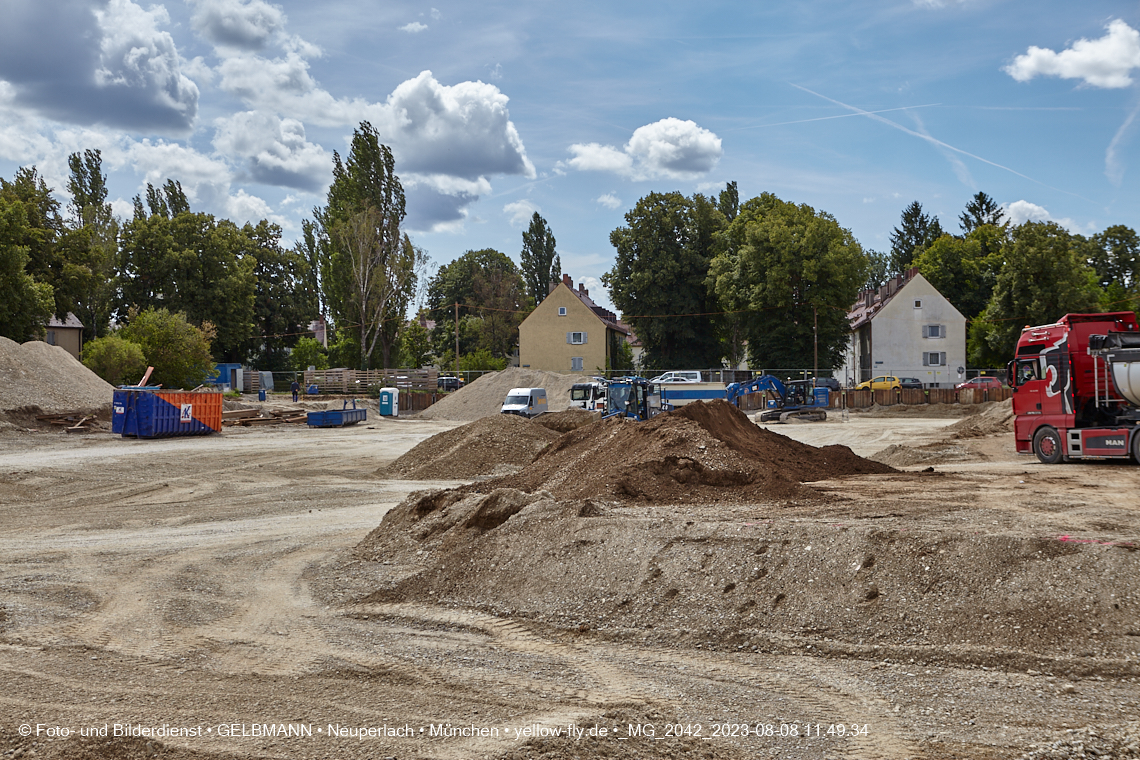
[{"xmin": 837, "ymin": 268, "xmax": 966, "ymax": 388}]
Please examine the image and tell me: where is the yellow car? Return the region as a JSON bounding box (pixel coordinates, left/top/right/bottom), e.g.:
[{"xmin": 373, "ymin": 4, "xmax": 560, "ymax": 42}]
[{"xmin": 855, "ymin": 375, "xmax": 901, "ymax": 391}]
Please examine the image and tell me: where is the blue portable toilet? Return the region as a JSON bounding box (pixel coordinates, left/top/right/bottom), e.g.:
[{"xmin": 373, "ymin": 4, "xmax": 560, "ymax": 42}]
[{"xmin": 378, "ymin": 387, "xmax": 399, "ymax": 417}]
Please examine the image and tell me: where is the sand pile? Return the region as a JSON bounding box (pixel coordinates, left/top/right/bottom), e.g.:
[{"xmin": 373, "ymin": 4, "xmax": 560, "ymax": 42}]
[
  {"xmin": 1021, "ymin": 723, "xmax": 1140, "ymax": 760},
  {"xmin": 0, "ymin": 338, "xmax": 114, "ymax": 414},
  {"xmin": 944, "ymin": 398, "xmax": 1014, "ymax": 438},
  {"xmin": 417, "ymin": 368, "xmax": 583, "ymax": 421},
  {"xmin": 476, "ymin": 399, "xmax": 894, "ymax": 504},
  {"xmin": 382, "ymin": 414, "xmax": 561, "ymax": 480}
]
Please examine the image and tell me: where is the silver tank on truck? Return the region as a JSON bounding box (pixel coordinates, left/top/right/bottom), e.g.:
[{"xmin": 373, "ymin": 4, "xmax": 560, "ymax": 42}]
[{"xmin": 1090, "ymin": 331, "xmax": 1140, "ymax": 406}]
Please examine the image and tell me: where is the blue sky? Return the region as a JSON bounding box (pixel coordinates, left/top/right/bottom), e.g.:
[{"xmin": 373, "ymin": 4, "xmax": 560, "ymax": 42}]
[{"xmin": 2, "ymin": 0, "xmax": 1140, "ymax": 313}]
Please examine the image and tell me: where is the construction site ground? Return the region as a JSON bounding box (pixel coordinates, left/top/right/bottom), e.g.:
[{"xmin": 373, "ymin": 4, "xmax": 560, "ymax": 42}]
[{"xmin": 1, "ymin": 407, "xmax": 1138, "ymax": 760}]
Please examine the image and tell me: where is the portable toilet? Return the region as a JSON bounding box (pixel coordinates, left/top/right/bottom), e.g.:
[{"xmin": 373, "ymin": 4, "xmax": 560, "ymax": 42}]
[{"xmin": 378, "ymin": 387, "xmax": 399, "ymax": 417}]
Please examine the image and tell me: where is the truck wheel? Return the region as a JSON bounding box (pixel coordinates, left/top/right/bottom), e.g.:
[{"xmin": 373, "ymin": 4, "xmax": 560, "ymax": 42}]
[
  {"xmin": 1133, "ymin": 430, "xmax": 1140, "ymax": 464},
  {"xmin": 1033, "ymin": 426, "xmax": 1063, "ymax": 465}
]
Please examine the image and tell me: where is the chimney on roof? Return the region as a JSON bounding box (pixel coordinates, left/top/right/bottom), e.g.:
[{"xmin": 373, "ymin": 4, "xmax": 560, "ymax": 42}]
[
  {"xmin": 562, "ymin": 274, "xmax": 572, "ymax": 288},
  {"xmin": 578, "ymin": 283, "xmax": 588, "ymax": 297},
  {"xmin": 906, "ymin": 266, "xmax": 920, "ymax": 280}
]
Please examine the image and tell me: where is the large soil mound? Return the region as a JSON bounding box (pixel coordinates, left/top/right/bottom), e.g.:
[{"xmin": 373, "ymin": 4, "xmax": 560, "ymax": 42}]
[
  {"xmin": 0, "ymin": 337, "xmax": 113, "ymax": 414},
  {"xmin": 481, "ymin": 399, "xmax": 895, "ymax": 504},
  {"xmin": 382, "ymin": 414, "xmax": 561, "ymax": 480},
  {"xmin": 418, "ymin": 368, "xmax": 583, "ymax": 421},
  {"xmin": 944, "ymin": 397, "xmax": 1014, "ymax": 438}
]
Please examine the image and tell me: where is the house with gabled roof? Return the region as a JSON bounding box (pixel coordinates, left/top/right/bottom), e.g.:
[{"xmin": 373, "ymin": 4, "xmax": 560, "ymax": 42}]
[
  {"xmin": 836, "ymin": 268, "xmax": 966, "ymax": 388},
  {"xmin": 518, "ymin": 274, "xmax": 629, "ymax": 374}
]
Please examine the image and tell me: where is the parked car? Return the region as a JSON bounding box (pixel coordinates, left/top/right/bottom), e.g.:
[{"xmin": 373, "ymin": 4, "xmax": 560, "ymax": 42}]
[
  {"xmin": 813, "ymin": 377, "xmax": 841, "ymax": 392},
  {"xmin": 437, "ymin": 376, "xmax": 463, "ymax": 392},
  {"xmin": 855, "ymin": 376, "xmax": 901, "ymax": 391},
  {"xmin": 956, "ymin": 375, "xmax": 1003, "ymax": 390},
  {"xmin": 899, "ymin": 377, "xmax": 923, "ymax": 389},
  {"xmin": 649, "ymin": 371, "xmax": 702, "ymax": 383}
]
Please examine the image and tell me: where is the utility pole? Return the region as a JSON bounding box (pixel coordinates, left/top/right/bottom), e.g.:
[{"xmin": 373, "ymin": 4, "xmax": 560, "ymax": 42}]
[
  {"xmin": 813, "ymin": 305, "xmax": 818, "ymax": 381},
  {"xmin": 454, "ymin": 302, "xmax": 460, "ymax": 379}
]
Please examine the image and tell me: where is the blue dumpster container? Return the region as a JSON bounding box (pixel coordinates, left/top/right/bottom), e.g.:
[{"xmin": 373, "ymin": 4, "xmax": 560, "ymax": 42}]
[
  {"xmin": 307, "ymin": 399, "xmax": 367, "ymax": 427},
  {"xmin": 112, "ymin": 388, "xmax": 223, "ymax": 438}
]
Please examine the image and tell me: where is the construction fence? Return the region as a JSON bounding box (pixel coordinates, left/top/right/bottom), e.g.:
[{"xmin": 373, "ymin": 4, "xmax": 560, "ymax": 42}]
[
  {"xmin": 833, "ymin": 387, "xmax": 1013, "ymax": 408},
  {"xmin": 302, "ymin": 368, "xmax": 439, "ymax": 394}
]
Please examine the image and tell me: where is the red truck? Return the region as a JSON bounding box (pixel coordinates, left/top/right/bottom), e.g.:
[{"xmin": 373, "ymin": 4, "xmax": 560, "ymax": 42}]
[{"xmin": 1010, "ymin": 312, "xmax": 1140, "ymax": 463}]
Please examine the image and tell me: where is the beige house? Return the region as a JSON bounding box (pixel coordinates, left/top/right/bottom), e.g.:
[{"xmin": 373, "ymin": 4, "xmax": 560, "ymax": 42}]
[
  {"xmin": 519, "ymin": 275, "xmax": 629, "ymax": 374},
  {"xmin": 45, "ymin": 313, "xmax": 84, "ymax": 360}
]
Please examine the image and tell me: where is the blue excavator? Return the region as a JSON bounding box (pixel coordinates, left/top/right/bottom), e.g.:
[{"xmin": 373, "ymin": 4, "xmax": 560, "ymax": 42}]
[
  {"xmin": 602, "ymin": 377, "xmax": 673, "ymax": 420},
  {"xmin": 725, "ymin": 375, "xmax": 829, "ymax": 423}
]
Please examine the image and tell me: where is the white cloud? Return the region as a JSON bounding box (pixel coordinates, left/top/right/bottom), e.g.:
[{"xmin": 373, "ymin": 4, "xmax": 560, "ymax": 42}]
[
  {"xmin": 503, "ymin": 199, "xmax": 539, "ymax": 227},
  {"xmin": 430, "ymin": 8, "xmax": 442, "ymax": 20},
  {"xmin": 190, "ymin": 0, "xmax": 286, "ymax": 51},
  {"xmin": 1002, "ymin": 200, "xmax": 1084, "ymax": 233},
  {"xmin": 216, "ymin": 51, "xmax": 361, "ymax": 126},
  {"xmin": 94, "ymin": 0, "xmax": 200, "ymax": 122},
  {"xmin": 596, "ymin": 193, "xmax": 622, "ymax": 209},
  {"xmin": 1005, "ymin": 20, "xmax": 1140, "ymax": 89},
  {"xmin": 568, "ymin": 118, "xmax": 722, "ymax": 180},
  {"xmin": 399, "ymin": 22, "xmax": 428, "ymax": 33},
  {"xmin": 213, "ymin": 111, "xmax": 330, "ymax": 192}
]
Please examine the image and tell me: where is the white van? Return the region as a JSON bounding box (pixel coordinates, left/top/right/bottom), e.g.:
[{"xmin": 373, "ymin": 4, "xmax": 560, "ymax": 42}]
[
  {"xmin": 501, "ymin": 387, "xmax": 548, "ymax": 418},
  {"xmin": 649, "ymin": 370, "xmax": 702, "ymax": 383}
]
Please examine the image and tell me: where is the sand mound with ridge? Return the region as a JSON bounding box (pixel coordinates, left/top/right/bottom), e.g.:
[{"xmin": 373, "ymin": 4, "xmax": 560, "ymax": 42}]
[
  {"xmin": 382, "ymin": 414, "xmax": 561, "ymax": 480},
  {"xmin": 0, "ymin": 337, "xmax": 113, "ymax": 414},
  {"xmin": 417, "ymin": 367, "xmax": 583, "ymax": 421}
]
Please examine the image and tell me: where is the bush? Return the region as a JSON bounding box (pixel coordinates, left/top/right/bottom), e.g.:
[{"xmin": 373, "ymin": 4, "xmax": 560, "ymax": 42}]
[
  {"xmin": 291, "ymin": 336, "xmax": 329, "ymax": 371},
  {"xmin": 119, "ymin": 308, "xmax": 215, "ymax": 389},
  {"xmin": 458, "ymin": 349, "xmax": 508, "ymax": 372},
  {"xmin": 82, "ymin": 335, "xmax": 148, "ymax": 386}
]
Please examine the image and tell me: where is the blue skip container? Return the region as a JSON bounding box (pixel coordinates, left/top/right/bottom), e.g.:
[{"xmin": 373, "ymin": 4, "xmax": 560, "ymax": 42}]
[
  {"xmin": 112, "ymin": 388, "xmax": 223, "ymax": 438},
  {"xmin": 306, "ymin": 399, "xmax": 367, "ymax": 427}
]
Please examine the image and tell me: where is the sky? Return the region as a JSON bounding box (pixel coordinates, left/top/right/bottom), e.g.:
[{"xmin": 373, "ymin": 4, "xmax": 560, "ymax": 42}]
[{"xmin": 3, "ymin": 0, "xmax": 1140, "ymax": 315}]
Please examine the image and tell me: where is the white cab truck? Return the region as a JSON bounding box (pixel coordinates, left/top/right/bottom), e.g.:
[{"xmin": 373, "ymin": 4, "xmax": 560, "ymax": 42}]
[
  {"xmin": 569, "ymin": 380, "xmax": 607, "ymax": 411},
  {"xmin": 501, "ymin": 387, "xmax": 548, "ymax": 418}
]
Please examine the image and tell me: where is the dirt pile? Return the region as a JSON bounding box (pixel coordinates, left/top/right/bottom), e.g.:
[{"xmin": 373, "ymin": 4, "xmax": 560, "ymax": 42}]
[
  {"xmin": 870, "ymin": 442, "xmax": 976, "ymax": 467},
  {"xmin": 0, "ymin": 337, "xmax": 113, "ymax": 415},
  {"xmin": 945, "ymin": 398, "xmax": 1015, "ymax": 438},
  {"xmin": 1021, "ymin": 723, "xmax": 1140, "ymax": 759},
  {"xmin": 357, "ymin": 487, "xmax": 1140, "ymax": 667},
  {"xmin": 533, "ymin": 407, "xmax": 599, "ymax": 433},
  {"xmin": 418, "ymin": 368, "xmax": 583, "ymax": 421},
  {"xmin": 381, "ymin": 414, "xmax": 561, "ymax": 480},
  {"xmin": 481, "ymin": 399, "xmax": 895, "ymax": 504}
]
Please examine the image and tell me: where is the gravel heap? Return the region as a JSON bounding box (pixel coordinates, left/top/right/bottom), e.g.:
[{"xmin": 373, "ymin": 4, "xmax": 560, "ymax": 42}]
[
  {"xmin": 481, "ymin": 399, "xmax": 895, "ymax": 504},
  {"xmin": 532, "ymin": 407, "xmax": 599, "ymax": 433},
  {"xmin": 944, "ymin": 398, "xmax": 1014, "ymax": 438},
  {"xmin": 0, "ymin": 338, "xmax": 114, "ymax": 414},
  {"xmin": 381, "ymin": 414, "xmax": 561, "ymax": 480},
  {"xmin": 1020, "ymin": 723, "xmax": 1140, "ymax": 759},
  {"xmin": 418, "ymin": 368, "xmax": 583, "ymax": 421}
]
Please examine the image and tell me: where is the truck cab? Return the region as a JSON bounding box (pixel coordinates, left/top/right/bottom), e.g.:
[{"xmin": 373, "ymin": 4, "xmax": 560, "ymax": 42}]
[
  {"xmin": 1011, "ymin": 312, "xmax": 1140, "ymax": 463},
  {"xmin": 569, "ymin": 380, "xmax": 607, "ymax": 411}
]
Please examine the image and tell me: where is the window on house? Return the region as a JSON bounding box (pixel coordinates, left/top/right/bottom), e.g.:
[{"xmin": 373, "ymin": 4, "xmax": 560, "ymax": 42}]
[
  {"xmin": 913, "ymin": 299, "xmax": 922, "ymax": 309},
  {"xmin": 558, "ymin": 307, "xmax": 567, "ymax": 316},
  {"xmin": 922, "ymin": 324, "xmax": 946, "ymax": 339},
  {"xmin": 922, "ymin": 351, "xmax": 947, "ymax": 366},
  {"xmin": 567, "ymin": 331, "xmax": 587, "ymax": 345},
  {"xmin": 46, "ymin": 330, "xmax": 56, "ymax": 345},
  {"xmin": 571, "ymin": 357, "xmax": 584, "ymax": 371}
]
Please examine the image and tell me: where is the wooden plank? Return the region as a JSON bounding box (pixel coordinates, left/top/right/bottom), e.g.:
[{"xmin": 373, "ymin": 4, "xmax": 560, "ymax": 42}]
[{"xmin": 222, "ymin": 409, "xmax": 260, "ymax": 420}]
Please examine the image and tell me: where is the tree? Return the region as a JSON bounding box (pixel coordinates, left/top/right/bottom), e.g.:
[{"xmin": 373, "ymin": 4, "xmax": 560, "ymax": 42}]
[
  {"xmin": 81, "ymin": 334, "xmax": 148, "ymax": 386},
  {"xmin": 0, "ymin": 167, "xmax": 68, "ymax": 320},
  {"xmin": 118, "ymin": 205, "xmax": 257, "ymax": 360},
  {"xmin": 291, "ymin": 336, "xmax": 329, "ymax": 372},
  {"xmin": 889, "ymin": 201, "xmax": 943, "ymax": 275},
  {"xmin": 312, "ymin": 122, "xmax": 417, "ymax": 369},
  {"xmin": 605, "ymin": 191, "xmax": 726, "ymax": 370},
  {"xmin": 0, "ymin": 194, "xmax": 54, "ymax": 341},
  {"xmin": 863, "ymin": 250, "xmax": 890, "ymax": 290},
  {"xmin": 119, "ymin": 308, "xmax": 215, "ymax": 389},
  {"xmin": 64, "ymin": 150, "xmax": 119, "ymax": 341},
  {"xmin": 912, "ymin": 224, "xmax": 1006, "ymax": 321},
  {"xmin": 242, "ymin": 221, "xmax": 319, "ymax": 371},
  {"xmin": 970, "ymin": 222, "xmax": 1100, "ymax": 365},
  {"xmin": 1088, "ymin": 225, "xmax": 1140, "ymax": 290},
  {"xmin": 427, "ymin": 248, "xmax": 530, "ymax": 360},
  {"xmin": 397, "ymin": 320, "xmax": 433, "ymax": 368},
  {"xmin": 718, "ymin": 181, "xmax": 739, "ymax": 222},
  {"xmin": 959, "ymin": 191, "xmax": 1005, "ymax": 234},
  {"xmin": 519, "ymin": 212, "xmax": 561, "ymax": 306},
  {"xmin": 708, "ymin": 192, "xmax": 868, "ymax": 372}
]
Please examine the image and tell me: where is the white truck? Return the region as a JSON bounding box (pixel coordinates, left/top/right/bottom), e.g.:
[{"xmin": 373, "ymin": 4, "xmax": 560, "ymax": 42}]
[
  {"xmin": 501, "ymin": 387, "xmax": 548, "ymax": 418},
  {"xmin": 569, "ymin": 380, "xmax": 607, "ymax": 411}
]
